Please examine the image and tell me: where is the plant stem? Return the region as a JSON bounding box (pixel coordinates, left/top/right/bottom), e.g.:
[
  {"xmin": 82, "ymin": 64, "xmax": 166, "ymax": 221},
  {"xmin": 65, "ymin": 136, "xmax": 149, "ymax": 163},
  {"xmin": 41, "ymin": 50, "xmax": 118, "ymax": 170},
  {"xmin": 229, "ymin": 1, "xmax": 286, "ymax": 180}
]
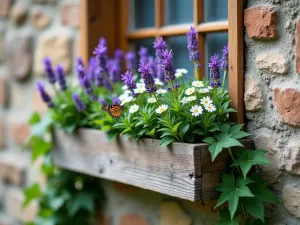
[
  {"xmin": 103, "ymin": 72, "xmax": 118, "ymax": 93},
  {"xmin": 222, "ymin": 70, "xmax": 227, "ymax": 92},
  {"xmin": 194, "ymin": 62, "xmax": 199, "ymax": 80}
]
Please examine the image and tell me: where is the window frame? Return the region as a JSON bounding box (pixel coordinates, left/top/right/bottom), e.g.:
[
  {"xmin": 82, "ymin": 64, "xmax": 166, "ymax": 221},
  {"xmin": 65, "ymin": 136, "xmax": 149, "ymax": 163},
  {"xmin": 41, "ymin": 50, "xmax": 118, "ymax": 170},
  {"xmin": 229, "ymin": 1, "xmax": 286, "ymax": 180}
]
[{"xmin": 79, "ymin": 0, "xmax": 244, "ymax": 123}]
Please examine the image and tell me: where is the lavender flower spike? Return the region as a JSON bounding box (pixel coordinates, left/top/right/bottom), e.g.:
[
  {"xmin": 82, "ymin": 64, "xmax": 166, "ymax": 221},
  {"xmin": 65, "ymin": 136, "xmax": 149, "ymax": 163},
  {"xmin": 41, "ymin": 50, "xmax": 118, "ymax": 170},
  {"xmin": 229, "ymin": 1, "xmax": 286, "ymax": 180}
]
[
  {"xmin": 208, "ymin": 54, "xmax": 221, "ymax": 88},
  {"xmin": 73, "ymin": 93, "xmax": 86, "ymax": 112},
  {"xmin": 37, "ymin": 82, "xmax": 54, "ymax": 108},
  {"xmin": 43, "ymin": 57, "xmax": 56, "ymax": 84},
  {"xmin": 121, "ymin": 71, "xmax": 136, "ymax": 90},
  {"xmin": 125, "ymin": 51, "xmax": 136, "ymax": 71},
  {"xmin": 112, "ymin": 97, "xmax": 120, "ymax": 105},
  {"xmin": 99, "ymin": 98, "xmax": 106, "ymax": 106},
  {"xmin": 55, "ymin": 64, "xmax": 67, "ymax": 91},
  {"xmin": 153, "ymin": 37, "xmax": 167, "ymax": 58},
  {"xmin": 138, "ymin": 63, "xmax": 157, "ymax": 94},
  {"xmin": 220, "ymin": 45, "xmax": 229, "ymax": 71},
  {"xmin": 138, "ymin": 46, "xmax": 149, "ymax": 64},
  {"xmin": 187, "ymin": 26, "xmax": 201, "ymax": 68},
  {"xmin": 160, "ymin": 49, "xmax": 175, "ymax": 82}
]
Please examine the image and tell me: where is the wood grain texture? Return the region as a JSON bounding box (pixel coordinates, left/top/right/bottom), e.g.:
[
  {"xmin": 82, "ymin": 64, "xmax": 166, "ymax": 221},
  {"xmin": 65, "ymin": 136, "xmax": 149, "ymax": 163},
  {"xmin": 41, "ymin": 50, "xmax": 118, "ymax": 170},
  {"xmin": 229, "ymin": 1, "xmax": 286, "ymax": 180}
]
[{"xmin": 53, "ymin": 128, "xmax": 254, "ymax": 202}]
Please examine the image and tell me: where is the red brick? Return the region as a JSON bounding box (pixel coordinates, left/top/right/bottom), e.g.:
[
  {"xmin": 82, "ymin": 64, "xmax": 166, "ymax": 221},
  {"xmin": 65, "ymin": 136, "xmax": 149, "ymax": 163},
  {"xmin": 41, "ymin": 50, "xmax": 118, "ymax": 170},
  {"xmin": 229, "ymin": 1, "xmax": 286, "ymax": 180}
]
[
  {"xmin": 274, "ymin": 88, "xmax": 300, "ymax": 127},
  {"xmin": 10, "ymin": 123, "xmax": 30, "ymax": 145},
  {"xmin": 31, "ymin": 9, "xmax": 50, "ymax": 30},
  {"xmin": 244, "ymin": 6, "xmax": 278, "ymax": 39},
  {"xmin": 113, "ymin": 182, "xmax": 137, "ymax": 194},
  {"xmin": 61, "ymin": 4, "xmax": 79, "ymax": 28},
  {"xmin": 296, "ymin": 19, "xmax": 300, "ymax": 74},
  {"xmin": 119, "ymin": 214, "xmax": 148, "ymax": 225},
  {"xmin": 0, "ymin": 0, "xmax": 12, "ymax": 17},
  {"xmin": 0, "ymin": 78, "xmax": 7, "ymax": 107},
  {"xmin": 0, "ymin": 119, "xmax": 4, "ymax": 148}
]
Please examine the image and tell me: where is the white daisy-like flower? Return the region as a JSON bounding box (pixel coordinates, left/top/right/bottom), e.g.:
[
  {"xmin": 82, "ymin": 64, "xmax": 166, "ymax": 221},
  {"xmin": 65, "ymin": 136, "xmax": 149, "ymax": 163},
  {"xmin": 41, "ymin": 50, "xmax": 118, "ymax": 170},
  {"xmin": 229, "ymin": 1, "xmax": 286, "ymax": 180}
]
[
  {"xmin": 200, "ymin": 96, "xmax": 213, "ymax": 106},
  {"xmin": 136, "ymin": 82, "xmax": 145, "ymax": 88},
  {"xmin": 156, "ymin": 104, "xmax": 168, "ymax": 114},
  {"xmin": 205, "ymin": 104, "xmax": 216, "ymax": 112},
  {"xmin": 157, "ymin": 89, "xmax": 167, "ymax": 94},
  {"xmin": 208, "ymin": 86, "xmax": 213, "ymax": 90},
  {"xmin": 175, "ymin": 68, "xmax": 188, "ymax": 78},
  {"xmin": 180, "ymin": 97, "xmax": 189, "ymax": 104},
  {"xmin": 192, "ymin": 81, "xmax": 204, "ymax": 88},
  {"xmin": 190, "ymin": 105, "xmax": 203, "ymax": 117},
  {"xmin": 185, "ymin": 87, "xmax": 195, "ymax": 95},
  {"xmin": 154, "ymin": 78, "xmax": 164, "ymax": 86},
  {"xmin": 188, "ymin": 96, "xmax": 197, "ymax": 102},
  {"xmin": 198, "ymin": 88, "xmax": 209, "ymax": 94},
  {"xmin": 119, "ymin": 93, "xmax": 130, "ymax": 101},
  {"xmin": 129, "ymin": 104, "xmax": 139, "ymax": 113},
  {"xmin": 122, "ymin": 85, "xmax": 128, "ymax": 90},
  {"xmin": 121, "ymin": 96, "xmax": 134, "ymax": 106},
  {"xmin": 134, "ymin": 87, "xmax": 146, "ymax": 94},
  {"xmin": 148, "ymin": 97, "xmax": 157, "ymax": 103}
]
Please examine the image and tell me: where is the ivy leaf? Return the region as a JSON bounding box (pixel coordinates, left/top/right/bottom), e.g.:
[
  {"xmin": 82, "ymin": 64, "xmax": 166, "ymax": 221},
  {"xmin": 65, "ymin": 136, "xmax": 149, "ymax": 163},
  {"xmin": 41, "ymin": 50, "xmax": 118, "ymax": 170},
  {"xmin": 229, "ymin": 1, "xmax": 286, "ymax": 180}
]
[
  {"xmin": 23, "ymin": 183, "xmax": 42, "ymax": 208},
  {"xmin": 160, "ymin": 136, "xmax": 175, "ymax": 147},
  {"xmin": 66, "ymin": 193, "xmax": 95, "ymax": 217},
  {"xmin": 203, "ymin": 137, "xmax": 216, "ymax": 145},
  {"xmin": 215, "ymin": 173, "xmax": 254, "ymax": 219},
  {"xmin": 217, "ymin": 208, "xmax": 239, "ymax": 225},
  {"xmin": 231, "ymin": 150, "xmax": 270, "ymax": 178},
  {"xmin": 31, "ymin": 138, "xmax": 52, "ymax": 162},
  {"xmin": 29, "ymin": 113, "xmax": 53, "ymax": 139},
  {"xmin": 49, "ymin": 192, "xmax": 70, "ymax": 210},
  {"xmin": 28, "ymin": 112, "xmax": 41, "ymax": 125},
  {"xmin": 241, "ymin": 197, "xmax": 264, "ymax": 223}
]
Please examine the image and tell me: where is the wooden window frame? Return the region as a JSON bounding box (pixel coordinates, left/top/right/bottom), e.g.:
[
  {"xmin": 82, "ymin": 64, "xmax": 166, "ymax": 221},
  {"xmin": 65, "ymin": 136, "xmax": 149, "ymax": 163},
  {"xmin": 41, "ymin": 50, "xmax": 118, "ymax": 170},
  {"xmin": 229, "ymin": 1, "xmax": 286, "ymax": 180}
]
[{"xmin": 79, "ymin": 0, "xmax": 243, "ymax": 124}]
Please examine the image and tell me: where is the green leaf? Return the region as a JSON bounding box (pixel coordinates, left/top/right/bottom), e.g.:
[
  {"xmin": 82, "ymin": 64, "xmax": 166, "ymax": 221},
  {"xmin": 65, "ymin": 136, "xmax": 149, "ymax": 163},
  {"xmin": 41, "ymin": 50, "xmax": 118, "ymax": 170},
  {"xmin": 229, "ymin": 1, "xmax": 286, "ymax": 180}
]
[
  {"xmin": 215, "ymin": 174, "xmax": 254, "ymax": 219},
  {"xmin": 29, "ymin": 112, "xmax": 41, "ymax": 125},
  {"xmin": 241, "ymin": 197, "xmax": 264, "ymax": 223},
  {"xmin": 219, "ymin": 124, "xmax": 230, "ymax": 133},
  {"xmin": 31, "ymin": 138, "xmax": 52, "ymax": 162},
  {"xmin": 203, "ymin": 137, "xmax": 216, "ymax": 145},
  {"xmin": 192, "ymin": 128, "xmax": 204, "ymax": 136},
  {"xmin": 231, "ymin": 150, "xmax": 270, "ymax": 178},
  {"xmin": 172, "ymin": 122, "xmax": 183, "ymax": 134},
  {"xmin": 23, "ymin": 183, "xmax": 42, "ymax": 207},
  {"xmin": 209, "ymin": 143, "xmax": 223, "ymax": 161},
  {"xmin": 217, "ymin": 208, "xmax": 239, "ymax": 225},
  {"xmin": 49, "ymin": 192, "xmax": 70, "ymax": 210},
  {"xmin": 160, "ymin": 136, "xmax": 175, "ymax": 147},
  {"xmin": 29, "ymin": 113, "xmax": 53, "ymax": 139},
  {"xmin": 229, "ymin": 124, "xmax": 244, "ymax": 133},
  {"xmin": 179, "ymin": 123, "xmax": 189, "ymax": 138},
  {"xmin": 231, "ymin": 131, "xmax": 251, "ymax": 140},
  {"xmin": 66, "ymin": 193, "xmax": 95, "ymax": 217}
]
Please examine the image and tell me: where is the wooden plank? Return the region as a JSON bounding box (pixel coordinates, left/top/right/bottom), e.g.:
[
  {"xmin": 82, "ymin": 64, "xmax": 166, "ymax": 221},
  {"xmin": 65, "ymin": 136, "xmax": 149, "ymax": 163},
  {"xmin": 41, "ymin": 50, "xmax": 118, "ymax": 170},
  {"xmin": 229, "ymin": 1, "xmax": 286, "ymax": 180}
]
[
  {"xmin": 228, "ymin": 0, "xmax": 244, "ymax": 123},
  {"xmin": 155, "ymin": 0, "xmax": 164, "ymax": 38},
  {"xmin": 53, "ymin": 129, "xmax": 254, "ymax": 202},
  {"xmin": 118, "ymin": 0, "xmax": 129, "ymax": 53},
  {"xmin": 196, "ymin": 21, "xmax": 228, "ymax": 33},
  {"xmin": 195, "ymin": 0, "xmax": 204, "ymax": 80}
]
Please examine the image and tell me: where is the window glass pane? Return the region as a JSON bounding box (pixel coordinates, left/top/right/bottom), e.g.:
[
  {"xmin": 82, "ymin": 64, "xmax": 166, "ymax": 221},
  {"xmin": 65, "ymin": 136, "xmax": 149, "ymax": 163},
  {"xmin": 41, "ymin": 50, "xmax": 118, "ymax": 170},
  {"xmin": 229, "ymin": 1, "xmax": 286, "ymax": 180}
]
[
  {"xmin": 167, "ymin": 36, "xmax": 194, "ymax": 79},
  {"xmin": 205, "ymin": 33, "xmax": 228, "ymax": 85},
  {"xmin": 131, "ymin": 38, "xmax": 155, "ymax": 64},
  {"xmin": 164, "ymin": 0, "xmax": 194, "ymax": 25},
  {"xmin": 204, "ymin": 0, "xmax": 228, "ymax": 22},
  {"xmin": 129, "ymin": 0, "xmax": 155, "ymax": 30}
]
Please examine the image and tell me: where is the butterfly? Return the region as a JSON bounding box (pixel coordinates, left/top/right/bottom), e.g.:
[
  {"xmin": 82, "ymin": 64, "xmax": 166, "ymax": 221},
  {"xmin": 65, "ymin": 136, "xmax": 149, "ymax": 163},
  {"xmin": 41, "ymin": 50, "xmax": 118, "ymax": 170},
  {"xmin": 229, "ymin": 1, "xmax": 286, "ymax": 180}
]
[{"xmin": 102, "ymin": 105, "xmax": 123, "ymax": 118}]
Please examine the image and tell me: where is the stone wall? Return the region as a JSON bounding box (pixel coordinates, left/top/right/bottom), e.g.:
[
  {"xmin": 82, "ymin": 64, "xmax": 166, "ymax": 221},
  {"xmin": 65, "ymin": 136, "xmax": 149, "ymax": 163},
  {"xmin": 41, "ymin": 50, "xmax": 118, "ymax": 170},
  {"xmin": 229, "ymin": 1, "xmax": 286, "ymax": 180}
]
[{"xmin": 244, "ymin": 0, "xmax": 300, "ymax": 224}]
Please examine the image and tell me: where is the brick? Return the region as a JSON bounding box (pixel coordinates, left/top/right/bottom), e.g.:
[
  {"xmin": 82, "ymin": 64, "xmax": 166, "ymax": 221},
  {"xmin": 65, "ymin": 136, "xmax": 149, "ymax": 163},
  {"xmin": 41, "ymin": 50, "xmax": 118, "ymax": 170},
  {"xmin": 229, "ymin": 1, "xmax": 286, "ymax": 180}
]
[
  {"xmin": 10, "ymin": 2, "xmax": 27, "ymax": 25},
  {"xmin": 31, "ymin": 9, "xmax": 50, "ymax": 30},
  {"xmin": 34, "ymin": 34, "xmax": 71, "ymax": 75},
  {"xmin": 283, "ymin": 184, "xmax": 300, "ymax": 218},
  {"xmin": 33, "ymin": 91, "xmax": 48, "ymax": 114},
  {"xmin": 160, "ymin": 202, "xmax": 192, "ymax": 225},
  {"xmin": 244, "ymin": 5, "xmax": 278, "ymax": 39},
  {"xmin": 113, "ymin": 182, "xmax": 137, "ymax": 194},
  {"xmin": 10, "ymin": 123, "xmax": 30, "ymax": 145},
  {"xmin": 274, "ymin": 88, "xmax": 300, "ymax": 127},
  {"xmin": 284, "ymin": 139, "xmax": 300, "ymax": 176},
  {"xmin": 7, "ymin": 188, "xmax": 38, "ymax": 223},
  {"xmin": 6, "ymin": 35, "xmax": 32, "ymax": 80},
  {"xmin": 0, "ymin": 78, "xmax": 7, "ymax": 107},
  {"xmin": 244, "ymin": 76, "xmax": 263, "ymax": 112},
  {"xmin": 61, "ymin": 4, "xmax": 79, "ymax": 28},
  {"xmin": 0, "ymin": 0, "xmax": 12, "ymax": 17},
  {"xmin": 256, "ymin": 52, "xmax": 289, "ymax": 74},
  {"xmin": 0, "ymin": 119, "xmax": 4, "ymax": 148},
  {"xmin": 0, "ymin": 153, "xmax": 26, "ymax": 186},
  {"xmin": 119, "ymin": 214, "xmax": 147, "ymax": 225},
  {"xmin": 296, "ymin": 19, "xmax": 300, "ymax": 74}
]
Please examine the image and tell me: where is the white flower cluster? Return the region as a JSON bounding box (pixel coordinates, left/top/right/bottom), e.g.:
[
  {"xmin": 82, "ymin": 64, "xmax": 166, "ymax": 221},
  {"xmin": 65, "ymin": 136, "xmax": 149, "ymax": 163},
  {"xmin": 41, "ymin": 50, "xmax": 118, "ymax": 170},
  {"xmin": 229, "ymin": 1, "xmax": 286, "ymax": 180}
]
[{"xmin": 175, "ymin": 68, "xmax": 188, "ymax": 78}]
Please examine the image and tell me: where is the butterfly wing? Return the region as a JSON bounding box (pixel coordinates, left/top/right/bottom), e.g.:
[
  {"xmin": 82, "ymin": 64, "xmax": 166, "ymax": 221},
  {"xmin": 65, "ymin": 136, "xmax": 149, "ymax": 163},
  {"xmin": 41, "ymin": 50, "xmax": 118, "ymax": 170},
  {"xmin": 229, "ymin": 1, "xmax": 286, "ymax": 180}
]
[{"xmin": 108, "ymin": 105, "xmax": 123, "ymax": 117}]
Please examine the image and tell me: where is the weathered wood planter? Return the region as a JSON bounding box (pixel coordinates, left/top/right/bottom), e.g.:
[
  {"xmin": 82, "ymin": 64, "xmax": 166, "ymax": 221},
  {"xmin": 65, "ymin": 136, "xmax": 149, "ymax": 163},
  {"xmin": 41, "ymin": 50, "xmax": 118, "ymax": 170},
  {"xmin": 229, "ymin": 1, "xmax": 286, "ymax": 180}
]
[{"xmin": 53, "ymin": 128, "xmax": 254, "ymax": 203}]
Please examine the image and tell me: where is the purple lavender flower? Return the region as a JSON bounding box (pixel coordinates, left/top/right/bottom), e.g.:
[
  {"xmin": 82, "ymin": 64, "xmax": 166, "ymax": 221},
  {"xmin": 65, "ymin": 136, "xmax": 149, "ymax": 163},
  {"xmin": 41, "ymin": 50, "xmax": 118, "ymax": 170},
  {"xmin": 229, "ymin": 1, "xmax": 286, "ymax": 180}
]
[
  {"xmin": 77, "ymin": 57, "xmax": 84, "ymax": 68},
  {"xmin": 81, "ymin": 76, "xmax": 94, "ymax": 95},
  {"xmin": 160, "ymin": 49, "xmax": 175, "ymax": 81},
  {"xmin": 55, "ymin": 65, "xmax": 67, "ymax": 91},
  {"xmin": 148, "ymin": 57, "xmax": 157, "ymax": 78},
  {"xmin": 112, "ymin": 97, "xmax": 120, "ymax": 105},
  {"xmin": 43, "ymin": 57, "xmax": 56, "ymax": 84},
  {"xmin": 99, "ymin": 98, "xmax": 106, "ymax": 106},
  {"xmin": 174, "ymin": 83, "xmax": 179, "ymax": 89},
  {"xmin": 73, "ymin": 93, "xmax": 86, "ymax": 112},
  {"xmin": 121, "ymin": 71, "xmax": 136, "ymax": 90},
  {"xmin": 138, "ymin": 63, "xmax": 157, "ymax": 94},
  {"xmin": 220, "ymin": 45, "xmax": 228, "ymax": 71},
  {"xmin": 37, "ymin": 82, "xmax": 54, "ymax": 108},
  {"xmin": 114, "ymin": 49, "xmax": 123, "ymax": 63},
  {"xmin": 87, "ymin": 57, "xmax": 97, "ymax": 82},
  {"xmin": 208, "ymin": 54, "xmax": 221, "ymax": 88},
  {"xmin": 187, "ymin": 27, "xmax": 201, "ymax": 68},
  {"xmin": 167, "ymin": 87, "xmax": 172, "ymax": 92},
  {"xmin": 125, "ymin": 51, "xmax": 136, "ymax": 71},
  {"xmin": 108, "ymin": 59, "xmax": 120, "ymax": 83},
  {"xmin": 138, "ymin": 47, "xmax": 149, "ymax": 64},
  {"xmin": 153, "ymin": 37, "xmax": 167, "ymax": 83},
  {"xmin": 94, "ymin": 68, "xmax": 104, "ymax": 87},
  {"xmin": 93, "ymin": 38, "xmax": 108, "ymax": 73}
]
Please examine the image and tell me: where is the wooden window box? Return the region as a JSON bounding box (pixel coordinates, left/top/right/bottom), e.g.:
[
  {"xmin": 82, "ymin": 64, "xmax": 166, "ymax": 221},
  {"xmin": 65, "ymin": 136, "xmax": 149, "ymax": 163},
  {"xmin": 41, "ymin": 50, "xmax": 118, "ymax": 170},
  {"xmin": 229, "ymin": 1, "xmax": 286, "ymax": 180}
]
[{"xmin": 53, "ymin": 128, "xmax": 254, "ymax": 203}]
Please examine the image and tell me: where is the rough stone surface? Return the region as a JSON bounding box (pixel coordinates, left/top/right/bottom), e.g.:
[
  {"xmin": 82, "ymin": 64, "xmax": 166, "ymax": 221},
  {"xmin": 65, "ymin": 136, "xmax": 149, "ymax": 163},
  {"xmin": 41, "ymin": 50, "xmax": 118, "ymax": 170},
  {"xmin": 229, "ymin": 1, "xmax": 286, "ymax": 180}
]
[
  {"xmin": 0, "ymin": 216, "xmax": 12, "ymax": 225},
  {"xmin": 283, "ymin": 185, "xmax": 300, "ymax": 218},
  {"xmin": 119, "ymin": 214, "xmax": 147, "ymax": 225},
  {"xmin": 33, "ymin": 91, "xmax": 48, "ymax": 114},
  {"xmin": 160, "ymin": 202, "xmax": 192, "ymax": 225},
  {"xmin": 244, "ymin": 5, "xmax": 279, "ymax": 39},
  {"xmin": 256, "ymin": 52, "xmax": 289, "ymax": 74},
  {"xmin": 244, "ymin": 76, "xmax": 263, "ymax": 112},
  {"xmin": 10, "ymin": 123, "xmax": 30, "ymax": 145},
  {"xmin": 34, "ymin": 34, "xmax": 71, "ymax": 74},
  {"xmin": 32, "ymin": 0, "xmax": 56, "ymax": 4},
  {"xmin": 0, "ymin": 32, "xmax": 4, "ymax": 63},
  {"xmin": 284, "ymin": 139, "xmax": 300, "ymax": 175},
  {"xmin": 0, "ymin": 78, "xmax": 7, "ymax": 107},
  {"xmin": 6, "ymin": 188, "xmax": 38, "ymax": 223},
  {"xmin": 10, "ymin": 3, "xmax": 27, "ymax": 25},
  {"xmin": 0, "ymin": 119, "xmax": 4, "ymax": 148},
  {"xmin": 0, "ymin": 0, "xmax": 12, "ymax": 17},
  {"xmin": 6, "ymin": 35, "xmax": 32, "ymax": 80},
  {"xmin": 296, "ymin": 19, "xmax": 300, "ymax": 74},
  {"xmin": 61, "ymin": 4, "xmax": 79, "ymax": 28},
  {"xmin": 31, "ymin": 10, "xmax": 50, "ymax": 29},
  {"xmin": 274, "ymin": 88, "xmax": 300, "ymax": 127}
]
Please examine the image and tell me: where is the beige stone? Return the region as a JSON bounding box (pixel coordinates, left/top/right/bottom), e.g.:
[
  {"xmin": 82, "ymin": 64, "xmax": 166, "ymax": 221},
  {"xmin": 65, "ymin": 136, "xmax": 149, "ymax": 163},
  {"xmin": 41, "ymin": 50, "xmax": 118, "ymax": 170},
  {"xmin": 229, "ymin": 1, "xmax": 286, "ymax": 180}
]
[
  {"xmin": 284, "ymin": 139, "xmax": 300, "ymax": 175},
  {"xmin": 0, "ymin": 119, "xmax": 4, "ymax": 148},
  {"xmin": 119, "ymin": 214, "xmax": 148, "ymax": 225},
  {"xmin": 0, "ymin": 0, "xmax": 12, "ymax": 17},
  {"xmin": 10, "ymin": 122, "xmax": 30, "ymax": 145},
  {"xmin": 7, "ymin": 188, "xmax": 38, "ymax": 223},
  {"xmin": 10, "ymin": 3, "xmax": 27, "ymax": 25},
  {"xmin": 256, "ymin": 52, "xmax": 289, "ymax": 74},
  {"xmin": 0, "ymin": 32, "xmax": 4, "ymax": 63},
  {"xmin": 160, "ymin": 202, "xmax": 192, "ymax": 225},
  {"xmin": 296, "ymin": 19, "xmax": 300, "ymax": 74},
  {"xmin": 61, "ymin": 4, "xmax": 79, "ymax": 28},
  {"xmin": 32, "ymin": 0, "xmax": 55, "ymax": 4},
  {"xmin": 0, "ymin": 78, "xmax": 7, "ymax": 107},
  {"xmin": 34, "ymin": 34, "xmax": 71, "ymax": 75},
  {"xmin": 283, "ymin": 185, "xmax": 300, "ymax": 218},
  {"xmin": 244, "ymin": 76, "xmax": 263, "ymax": 112},
  {"xmin": 31, "ymin": 10, "xmax": 50, "ymax": 29}
]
